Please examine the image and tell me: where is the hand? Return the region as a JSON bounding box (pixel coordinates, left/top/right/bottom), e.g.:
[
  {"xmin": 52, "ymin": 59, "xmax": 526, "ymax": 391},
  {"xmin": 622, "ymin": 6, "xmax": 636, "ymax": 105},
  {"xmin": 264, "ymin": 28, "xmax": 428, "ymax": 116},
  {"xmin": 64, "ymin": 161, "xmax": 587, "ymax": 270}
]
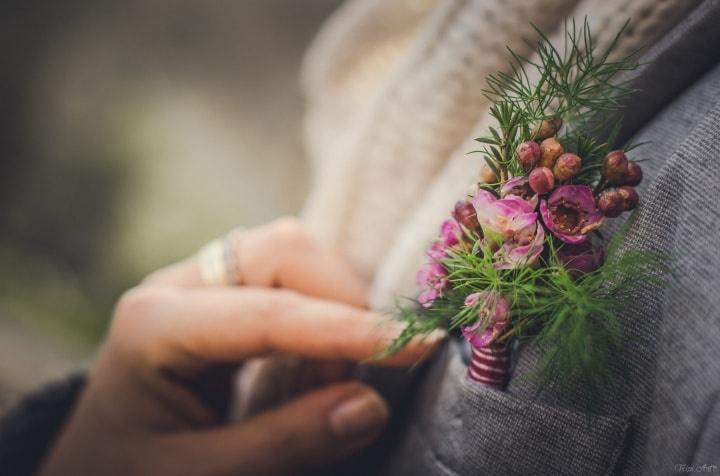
[{"xmin": 39, "ymin": 219, "xmax": 441, "ymax": 476}]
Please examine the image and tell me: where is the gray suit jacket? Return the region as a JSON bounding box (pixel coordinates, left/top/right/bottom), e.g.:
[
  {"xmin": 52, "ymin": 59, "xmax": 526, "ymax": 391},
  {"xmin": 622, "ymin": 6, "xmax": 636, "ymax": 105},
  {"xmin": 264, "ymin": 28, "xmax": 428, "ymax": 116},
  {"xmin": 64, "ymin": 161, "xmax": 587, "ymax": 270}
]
[{"xmin": 338, "ymin": 2, "xmax": 720, "ymax": 474}]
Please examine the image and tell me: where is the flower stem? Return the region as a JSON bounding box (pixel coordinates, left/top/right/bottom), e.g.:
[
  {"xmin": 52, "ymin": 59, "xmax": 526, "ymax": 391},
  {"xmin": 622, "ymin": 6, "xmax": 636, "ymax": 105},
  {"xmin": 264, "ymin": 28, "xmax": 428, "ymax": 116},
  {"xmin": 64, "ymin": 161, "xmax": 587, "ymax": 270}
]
[{"xmin": 500, "ymin": 166, "xmax": 509, "ymax": 184}]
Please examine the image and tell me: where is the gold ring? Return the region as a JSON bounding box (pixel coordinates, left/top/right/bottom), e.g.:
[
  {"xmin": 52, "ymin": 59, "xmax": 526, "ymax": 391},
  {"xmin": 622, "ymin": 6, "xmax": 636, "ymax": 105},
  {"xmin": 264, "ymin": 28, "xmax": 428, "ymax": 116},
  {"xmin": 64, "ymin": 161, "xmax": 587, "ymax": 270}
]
[{"xmin": 198, "ymin": 228, "xmax": 245, "ymax": 285}]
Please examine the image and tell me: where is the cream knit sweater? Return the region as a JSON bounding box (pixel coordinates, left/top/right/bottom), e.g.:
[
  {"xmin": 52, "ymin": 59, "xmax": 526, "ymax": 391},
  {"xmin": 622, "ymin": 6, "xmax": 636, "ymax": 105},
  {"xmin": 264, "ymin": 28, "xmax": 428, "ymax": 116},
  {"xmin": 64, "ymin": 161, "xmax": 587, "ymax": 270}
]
[{"xmin": 300, "ymin": 0, "xmax": 696, "ymax": 310}]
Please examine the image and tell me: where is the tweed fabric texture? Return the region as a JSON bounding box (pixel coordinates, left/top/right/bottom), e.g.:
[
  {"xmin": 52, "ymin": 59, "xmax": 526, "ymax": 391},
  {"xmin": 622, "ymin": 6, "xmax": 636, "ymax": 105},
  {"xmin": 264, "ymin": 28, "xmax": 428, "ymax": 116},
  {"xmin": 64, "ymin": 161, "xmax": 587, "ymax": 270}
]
[
  {"xmin": 377, "ymin": 343, "xmax": 631, "ymax": 475},
  {"xmin": 365, "ymin": 69, "xmax": 720, "ymax": 474},
  {"xmin": 632, "ymin": 74, "xmax": 720, "ymax": 476}
]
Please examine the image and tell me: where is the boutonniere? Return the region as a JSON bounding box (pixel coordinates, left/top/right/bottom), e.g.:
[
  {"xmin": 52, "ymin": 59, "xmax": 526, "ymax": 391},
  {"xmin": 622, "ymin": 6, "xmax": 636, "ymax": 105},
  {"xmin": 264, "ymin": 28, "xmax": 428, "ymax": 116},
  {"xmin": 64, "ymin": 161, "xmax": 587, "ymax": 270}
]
[{"xmin": 385, "ymin": 19, "xmax": 663, "ymax": 392}]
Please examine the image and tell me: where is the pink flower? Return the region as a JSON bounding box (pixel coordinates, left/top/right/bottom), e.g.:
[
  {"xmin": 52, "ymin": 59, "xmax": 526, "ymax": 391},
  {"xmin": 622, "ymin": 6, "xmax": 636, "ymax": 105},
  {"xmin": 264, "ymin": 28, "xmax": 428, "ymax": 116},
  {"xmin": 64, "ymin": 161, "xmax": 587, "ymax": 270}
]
[
  {"xmin": 464, "ymin": 292, "xmax": 481, "ymax": 306},
  {"xmin": 461, "ymin": 291, "xmax": 510, "ymax": 348},
  {"xmin": 439, "ymin": 218, "xmax": 461, "ymax": 247},
  {"xmin": 472, "ymin": 190, "xmax": 537, "ymax": 242},
  {"xmin": 463, "ymin": 321, "xmax": 509, "ymax": 348},
  {"xmin": 416, "ymin": 262, "xmax": 448, "ymax": 308},
  {"xmin": 472, "ymin": 189, "xmax": 545, "ymax": 269},
  {"xmin": 418, "ymin": 288, "xmax": 441, "ymax": 308},
  {"xmin": 500, "ymin": 176, "xmax": 537, "ymax": 206},
  {"xmin": 556, "ymin": 242, "xmax": 605, "ymax": 279},
  {"xmin": 416, "ymin": 262, "xmax": 446, "ymax": 287},
  {"xmin": 452, "ymin": 200, "xmax": 480, "ymax": 232},
  {"xmin": 423, "ymin": 216, "xmax": 461, "ymax": 265},
  {"xmin": 416, "ymin": 217, "xmax": 461, "ymax": 308},
  {"xmin": 540, "ymin": 185, "xmax": 604, "ymax": 244},
  {"xmin": 426, "ymin": 241, "xmax": 447, "ymax": 261},
  {"xmin": 494, "ymin": 223, "xmax": 545, "ymax": 270}
]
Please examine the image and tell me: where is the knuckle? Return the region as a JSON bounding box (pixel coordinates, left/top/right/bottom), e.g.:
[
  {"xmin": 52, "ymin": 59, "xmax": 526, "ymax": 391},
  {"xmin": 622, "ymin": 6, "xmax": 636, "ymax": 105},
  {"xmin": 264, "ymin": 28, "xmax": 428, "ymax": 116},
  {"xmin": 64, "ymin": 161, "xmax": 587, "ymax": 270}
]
[
  {"xmin": 140, "ymin": 268, "xmax": 167, "ymax": 285},
  {"xmin": 114, "ymin": 287, "xmax": 162, "ymax": 324},
  {"xmin": 339, "ymin": 381, "xmax": 374, "ymax": 397},
  {"xmin": 272, "ymin": 217, "xmax": 312, "ymax": 248},
  {"xmin": 112, "ymin": 288, "xmax": 166, "ymax": 342},
  {"xmin": 110, "ymin": 288, "xmax": 172, "ymax": 366}
]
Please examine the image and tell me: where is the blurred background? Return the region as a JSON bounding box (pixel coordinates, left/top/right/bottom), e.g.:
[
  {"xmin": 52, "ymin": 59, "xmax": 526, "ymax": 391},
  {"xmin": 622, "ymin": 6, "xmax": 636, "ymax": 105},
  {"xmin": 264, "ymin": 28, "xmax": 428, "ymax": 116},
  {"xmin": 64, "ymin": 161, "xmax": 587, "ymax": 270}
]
[{"xmin": 0, "ymin": 0, "xmax": 341, "ymax": 411}]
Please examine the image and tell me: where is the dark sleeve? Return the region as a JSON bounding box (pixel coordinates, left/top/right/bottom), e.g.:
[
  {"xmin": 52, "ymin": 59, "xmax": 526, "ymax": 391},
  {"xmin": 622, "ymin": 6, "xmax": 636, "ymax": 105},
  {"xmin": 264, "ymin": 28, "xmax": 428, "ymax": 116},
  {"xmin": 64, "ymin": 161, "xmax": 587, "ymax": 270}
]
[{"xmin": 0, "ymin": 374, "xmax": 86, "ymax": 476}]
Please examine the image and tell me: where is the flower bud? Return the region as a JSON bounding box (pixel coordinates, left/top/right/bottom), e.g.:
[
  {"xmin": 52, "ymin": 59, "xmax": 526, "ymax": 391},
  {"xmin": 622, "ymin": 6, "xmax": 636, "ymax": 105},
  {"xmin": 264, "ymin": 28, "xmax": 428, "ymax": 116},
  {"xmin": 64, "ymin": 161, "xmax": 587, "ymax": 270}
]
[
  {"xmin": 516, "ymin": 140, "xmax": 541, "ymax": 171},
  {"xmin": 557, "ymin": 242, "xmax": 605, "ymax": 279},
  {"xmin": 479, "ymin": 164, "xmax": 497, "ymax": 183},
  {"xmin": 553, "ymin": 153, "xmax": 582, "ymax": 181},
  {"xmin": 539, "ymin": 137, "xmax": 564, "ymax": 169},
  {"xmin": 440, "ymin": 219, "xmax": 460, "ymax": 246},
  {"xmin": 624, "ymin": 161, "xmax": 643, "ymax": 186},
  {"xmin": 529, "ymin": 167, "xmax": 555, "ymax": 194},
  {"xmin": 500, "ymin": 176, "xmax": 535, "ymax": 202},
  {"xmin": 602, "ymin": 150, "xmax": 628, "ymax": 183},
  {"xmin": 452, "ymin": 200, "xmax": 480, "ymax": 230},
  {"xmin": 617, "ymin": 185, "xmax": 639, "ymax": 210},
  {"xmin": 598, "ymin": 190, "xmax": 625, "ymax": 217},
  {"xmin": 535, "ymin": 118, "xmax": 563, "ymax": 140}
]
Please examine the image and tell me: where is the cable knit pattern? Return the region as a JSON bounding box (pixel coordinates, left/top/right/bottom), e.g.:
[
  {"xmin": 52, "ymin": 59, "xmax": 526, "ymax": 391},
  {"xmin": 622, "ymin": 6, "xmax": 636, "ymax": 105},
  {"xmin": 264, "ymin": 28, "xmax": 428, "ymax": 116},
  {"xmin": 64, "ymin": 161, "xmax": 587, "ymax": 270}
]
[
  {"xmin": 300, "ymin": 0, "xmax": 697, "ymax": 306},
  {"xmin": 301, "ymin": 0, "xmax": 437, "ymax": 249},
  {"xmin": 303, "ymin": 0, "xmax": 577, "ymax": 278}
]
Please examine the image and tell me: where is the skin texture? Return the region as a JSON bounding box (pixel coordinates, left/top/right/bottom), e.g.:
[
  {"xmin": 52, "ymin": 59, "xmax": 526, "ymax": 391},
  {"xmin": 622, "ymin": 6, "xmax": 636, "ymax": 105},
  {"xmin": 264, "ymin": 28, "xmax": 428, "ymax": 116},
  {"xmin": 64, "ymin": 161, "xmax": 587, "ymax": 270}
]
[{"xmin": 39, "ymin": 218, "xmax": 442, "ymax": 476}]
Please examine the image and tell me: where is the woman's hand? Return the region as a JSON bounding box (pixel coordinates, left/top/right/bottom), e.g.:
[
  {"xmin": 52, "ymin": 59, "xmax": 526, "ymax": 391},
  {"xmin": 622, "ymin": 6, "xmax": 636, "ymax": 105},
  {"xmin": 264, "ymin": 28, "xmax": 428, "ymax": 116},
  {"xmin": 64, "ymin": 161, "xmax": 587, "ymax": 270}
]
[{"xmin": 39, "ymin": 219, "xmax": 441, "ymax": 476}]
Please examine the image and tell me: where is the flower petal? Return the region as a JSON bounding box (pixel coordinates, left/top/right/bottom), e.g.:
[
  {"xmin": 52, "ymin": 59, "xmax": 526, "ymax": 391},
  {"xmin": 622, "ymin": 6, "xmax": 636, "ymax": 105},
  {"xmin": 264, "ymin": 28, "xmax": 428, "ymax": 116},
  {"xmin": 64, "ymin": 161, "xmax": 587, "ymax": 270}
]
[
  {"xmin": 540, "ymin": 197, "xmax": 590, "ymax": 245},
  {"xmin": 418, "ymin": 288, "xmax": 439, "ymax": 308},
  {"xmin": 501, "ymin": 195, "xmax": 536, "ymax": 214},
  {"xmin": 500, "ymin": 176, "xmax": 527, "ymax": 197},
  {"xmin": 494, "ymin": 224, "xmax": 545, "ymax": 269},
  {"xmin": 548, "ymin": 185, "xmax": 596, "ymax": 209},
  {"xmin": 464, "ymin": 292, "xmax": 481, "ymax": 306},
  {"xmin": 439, "ymin": 219, "xmax": 461, "ymax": 246},
  {"xmin": 426, "ymin": 241, "xmax": 447, "ymax": 261},
  {"xmin": 471, "ymin": 189, "xmax": 498, "ymax": 210},
  {"xmin": 461, "ymin": 322, "xmax": 491, "ymax": 348}
]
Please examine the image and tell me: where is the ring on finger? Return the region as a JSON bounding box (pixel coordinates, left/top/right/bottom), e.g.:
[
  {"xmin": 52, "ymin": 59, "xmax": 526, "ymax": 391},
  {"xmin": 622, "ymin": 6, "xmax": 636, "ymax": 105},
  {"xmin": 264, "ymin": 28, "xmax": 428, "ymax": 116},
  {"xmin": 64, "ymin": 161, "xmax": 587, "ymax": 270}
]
[{"xmin": 198, "ymin": 227, "xmax": 245, "ymax": 286}]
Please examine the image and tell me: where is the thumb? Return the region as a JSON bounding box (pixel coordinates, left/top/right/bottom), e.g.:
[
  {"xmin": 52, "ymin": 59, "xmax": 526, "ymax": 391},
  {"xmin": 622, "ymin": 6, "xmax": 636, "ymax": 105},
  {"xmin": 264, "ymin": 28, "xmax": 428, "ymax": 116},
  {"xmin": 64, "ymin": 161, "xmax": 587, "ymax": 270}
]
[{"xmin": 164, "ymin": 382, "xmax": 389, "ymax": 476}]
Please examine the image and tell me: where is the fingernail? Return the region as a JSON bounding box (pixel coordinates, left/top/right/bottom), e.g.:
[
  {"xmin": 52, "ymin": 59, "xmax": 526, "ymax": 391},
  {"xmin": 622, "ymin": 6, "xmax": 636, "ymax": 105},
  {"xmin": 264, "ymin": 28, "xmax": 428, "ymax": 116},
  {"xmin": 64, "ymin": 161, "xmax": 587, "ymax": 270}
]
[
  {"xmin": 329, "ymin": 391, "xmax": 389, "ymax": 440},
  {"xmin": 425, "ymin": 328, "xmax": 447, "ymax": 343}
]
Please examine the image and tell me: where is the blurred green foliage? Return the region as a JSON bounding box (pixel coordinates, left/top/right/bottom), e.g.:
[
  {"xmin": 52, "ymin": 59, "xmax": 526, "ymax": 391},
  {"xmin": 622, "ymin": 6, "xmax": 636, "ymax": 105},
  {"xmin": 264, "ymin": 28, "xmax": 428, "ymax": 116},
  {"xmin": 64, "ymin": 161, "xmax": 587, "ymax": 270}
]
[{"xmin": 0, "ymin": 1, "xmax": 339, "ymax": 365}]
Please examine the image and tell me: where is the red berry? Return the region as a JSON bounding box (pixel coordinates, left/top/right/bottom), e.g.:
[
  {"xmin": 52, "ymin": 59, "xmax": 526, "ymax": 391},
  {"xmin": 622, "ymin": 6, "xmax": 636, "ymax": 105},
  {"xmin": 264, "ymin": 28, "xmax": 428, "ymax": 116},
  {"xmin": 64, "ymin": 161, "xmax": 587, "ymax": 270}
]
[
  {"xmin": 624, "ymin": 161, "xmax": 643, "ymax": 186},
  {"xmin": 535, "ymin": 118, "xmax": 563, "ymax": 140},
  {"xmin": 479, "ymin": 165, "xmax": 497, "ymax": 183},
  {"xmin": 516, "ymin": 140, "xmax": 541, "ymax": 172},
  {"xmin": 529, "ymin": 167, "xmax": 555, "ymax": 194},
  {"xmin": 452, "ymin": 200, "xmax": 479, "ymax": 230},
  {"xmin": 602, "ymin": 150, "xmax": 629, "ymax": 183},
  {"xmin": 617, "ymin": 186, "xmax": 639, "ymax": 210},
  {"xmin": 598, "ymin": 190, "xmax": 625, "ymax": 217},
  {"xmin": 553, "ymin": 153, "xmax": 582, "ymax": 181},
  {"xmin": 539, "ymin": 138, "xmax": 564, "ymax": 169}
]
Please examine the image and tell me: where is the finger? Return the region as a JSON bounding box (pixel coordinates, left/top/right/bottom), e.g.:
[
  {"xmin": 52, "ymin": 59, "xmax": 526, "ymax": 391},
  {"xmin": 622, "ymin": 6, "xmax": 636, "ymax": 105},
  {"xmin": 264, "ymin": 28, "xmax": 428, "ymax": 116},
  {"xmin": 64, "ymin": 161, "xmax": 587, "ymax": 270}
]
[
  {"xmin": 157, "ymin": 382, "xmax": 389, "ymax": 476},
  {"xmin": 114, "ymin": 286, "xmax": 444, "ymax": 370},
  {"xmin": 144, "ymin": 218, "xmax": 369, "ymax": 307}
]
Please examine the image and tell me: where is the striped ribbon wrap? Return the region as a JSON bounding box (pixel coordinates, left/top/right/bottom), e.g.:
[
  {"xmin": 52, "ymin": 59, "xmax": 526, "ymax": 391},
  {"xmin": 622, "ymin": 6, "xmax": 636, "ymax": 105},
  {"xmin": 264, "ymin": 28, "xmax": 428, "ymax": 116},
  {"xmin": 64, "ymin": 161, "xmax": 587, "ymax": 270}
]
[{"xmin": 467, "ymin": 344, "xmax": 511, "ymax": 389}]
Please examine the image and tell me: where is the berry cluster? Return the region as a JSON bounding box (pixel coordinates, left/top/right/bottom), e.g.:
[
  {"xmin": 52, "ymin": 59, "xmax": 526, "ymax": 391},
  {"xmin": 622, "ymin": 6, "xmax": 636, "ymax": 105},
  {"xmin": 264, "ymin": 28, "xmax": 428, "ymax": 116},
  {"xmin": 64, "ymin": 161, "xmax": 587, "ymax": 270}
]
[
  {"xmin": 515, "ymin": 119, "xmax": 643, "ymax": 218},
  {"xmin": 596, "ymin": 151, "xmax": 642, "ymax": 217}
]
